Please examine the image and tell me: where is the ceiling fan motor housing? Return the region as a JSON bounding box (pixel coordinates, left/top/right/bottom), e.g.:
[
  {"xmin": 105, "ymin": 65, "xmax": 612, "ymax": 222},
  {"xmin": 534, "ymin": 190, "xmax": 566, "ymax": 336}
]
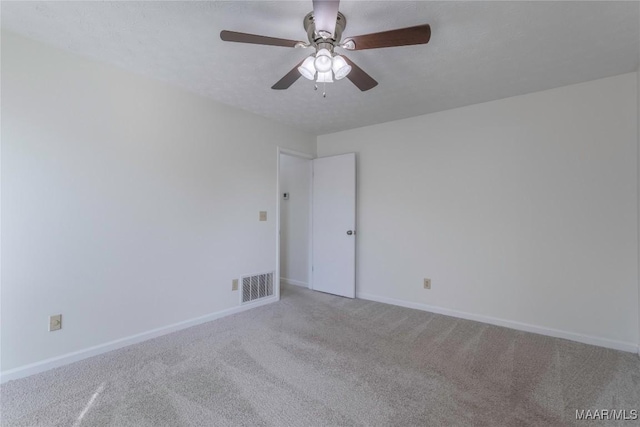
[{"xmin": 303, "ymin": 11, "xmax": 347, "ymax": 49}]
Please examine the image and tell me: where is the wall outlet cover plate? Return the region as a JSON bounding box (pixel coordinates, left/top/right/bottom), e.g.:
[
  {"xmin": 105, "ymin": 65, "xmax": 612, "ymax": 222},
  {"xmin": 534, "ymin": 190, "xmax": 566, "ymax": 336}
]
[{"xmin": 49, "ymin": 314, "xmax": 62, "ymax": 331}]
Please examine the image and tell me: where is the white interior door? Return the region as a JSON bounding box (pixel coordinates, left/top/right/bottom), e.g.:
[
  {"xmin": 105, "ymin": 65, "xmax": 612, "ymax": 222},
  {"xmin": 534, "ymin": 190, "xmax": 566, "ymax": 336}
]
[{"xmin": 312, "ymin": 153, "xmax": 356, "ymax": 298}]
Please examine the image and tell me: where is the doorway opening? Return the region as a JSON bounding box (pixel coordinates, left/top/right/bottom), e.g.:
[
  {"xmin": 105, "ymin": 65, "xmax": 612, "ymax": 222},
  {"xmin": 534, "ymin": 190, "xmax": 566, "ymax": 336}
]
[{"xmin": 277, "ymin": 149, "xmax": 313, "ymax": 298}]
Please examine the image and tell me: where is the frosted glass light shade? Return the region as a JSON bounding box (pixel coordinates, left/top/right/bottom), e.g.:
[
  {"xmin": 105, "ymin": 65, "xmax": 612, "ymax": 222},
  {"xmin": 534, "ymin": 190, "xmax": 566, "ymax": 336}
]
[
  {"xmin": 331, "ymin": 55, "xmax": 352, "ymax": 80},
  {"xmin": 314, "ymin": 48, "xmax": 333, "ymax": 73},
  {"xmin": 316, "ymin": 71, "xmax": 333, "ymax": 83},
  {"xmin": 298, "ymin": 56, "xmax": 316, "ymax": 80}
]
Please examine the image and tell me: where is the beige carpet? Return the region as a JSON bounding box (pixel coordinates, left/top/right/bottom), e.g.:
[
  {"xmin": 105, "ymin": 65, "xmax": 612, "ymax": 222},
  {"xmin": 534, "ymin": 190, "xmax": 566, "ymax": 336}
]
[{"xmin": 2, "ymin": 284, "xmax": 638, "ymax": 426}]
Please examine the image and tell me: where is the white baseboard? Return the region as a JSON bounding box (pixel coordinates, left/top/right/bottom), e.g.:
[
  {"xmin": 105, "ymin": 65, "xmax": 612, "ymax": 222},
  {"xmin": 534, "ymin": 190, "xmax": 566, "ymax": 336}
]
[
  {"xmin": 357, "ymin": 292, "xmax": 638, "ymax": 354},
  {"xmin": 281, "ymin": 277, "xmax": 308, "ymax": 288},
  {"xmin": 0, "ymin": 296, "xmax": 279, "ymax": 384}
]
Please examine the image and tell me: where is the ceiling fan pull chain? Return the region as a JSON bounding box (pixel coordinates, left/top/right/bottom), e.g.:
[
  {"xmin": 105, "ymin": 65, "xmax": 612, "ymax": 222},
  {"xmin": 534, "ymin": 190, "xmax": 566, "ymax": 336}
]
[{"xmin": 323, "ymin": 81, "xmax": 327, "ymax": 98}]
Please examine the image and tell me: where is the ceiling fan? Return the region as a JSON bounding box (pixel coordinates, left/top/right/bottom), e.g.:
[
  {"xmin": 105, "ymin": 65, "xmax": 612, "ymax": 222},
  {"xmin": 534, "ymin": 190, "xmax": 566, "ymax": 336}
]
[{"xmin": 220, "ymin": 0, "xmax": 431, "ymax": 93}]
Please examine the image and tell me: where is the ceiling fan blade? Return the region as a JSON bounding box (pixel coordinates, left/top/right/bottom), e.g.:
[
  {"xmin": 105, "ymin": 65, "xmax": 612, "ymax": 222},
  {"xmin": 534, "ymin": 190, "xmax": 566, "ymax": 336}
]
[
  {"xmin": 220, "ymin": 30, "xmax": 300, "ymax": 48},
  {"xmin": 312, "ymin": 0, "xmax": 340, "ymax": 38},
  {"xmin": 344, "ymin": 24, "xmax": 431, "ymax": 50},
  {"xmin": 342, "ymin": 56, "xmax": 378, "ymax": 92},
  {"xmin": 271, "ymin": 59, "xmax": 306, "ymax": 90}
]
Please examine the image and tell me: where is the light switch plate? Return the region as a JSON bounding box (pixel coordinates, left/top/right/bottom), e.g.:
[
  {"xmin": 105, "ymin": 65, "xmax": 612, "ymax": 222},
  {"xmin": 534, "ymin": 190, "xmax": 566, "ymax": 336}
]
[
  {"xmin": 232, "ymin": 279, "xmax": 239, "ymax": 291},
  {"xmin": 49, "ymin": 314, "xmax": 62, "ymax": 331},
  {"xmin": 259, "ymin": 211, "xmax": 267, "ymax": 221}
]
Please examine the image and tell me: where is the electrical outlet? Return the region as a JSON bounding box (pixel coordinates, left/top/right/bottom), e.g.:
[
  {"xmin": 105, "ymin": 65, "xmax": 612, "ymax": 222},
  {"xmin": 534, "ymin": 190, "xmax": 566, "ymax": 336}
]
[
  {"xmin": 49, "ymin": 314, "xmax": 62, "ymax": 331},
  {"xmin": 259, "ymin": 211, "xmax": 267, "ymax": 221},
  {"xmin": 232, "ymin": 279, "xmax": 239, "ymax": 291},
  {"xmin": 423, "ymin": 278, "xmax": 431, "ymax": 290}
]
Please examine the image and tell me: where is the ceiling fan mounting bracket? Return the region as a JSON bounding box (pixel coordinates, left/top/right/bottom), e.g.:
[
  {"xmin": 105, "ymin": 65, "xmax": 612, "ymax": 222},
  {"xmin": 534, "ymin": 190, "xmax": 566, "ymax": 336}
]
[{"xmin": 303, "ymin": 11, "xmax": 347, "ymax": 49}]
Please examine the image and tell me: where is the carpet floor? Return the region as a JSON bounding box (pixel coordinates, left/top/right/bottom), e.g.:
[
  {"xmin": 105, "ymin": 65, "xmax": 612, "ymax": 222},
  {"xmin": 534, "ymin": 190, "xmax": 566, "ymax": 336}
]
[{"xmin": 1, "ymin": 284, "xmax": 639, "ymax": 426}]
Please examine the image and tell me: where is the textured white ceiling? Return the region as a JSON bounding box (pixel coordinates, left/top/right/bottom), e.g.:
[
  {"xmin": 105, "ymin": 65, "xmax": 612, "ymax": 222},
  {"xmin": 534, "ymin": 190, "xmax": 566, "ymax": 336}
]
[{"xmin": 2, "ymin": 1, "xmax": 639, "ymax": 135}]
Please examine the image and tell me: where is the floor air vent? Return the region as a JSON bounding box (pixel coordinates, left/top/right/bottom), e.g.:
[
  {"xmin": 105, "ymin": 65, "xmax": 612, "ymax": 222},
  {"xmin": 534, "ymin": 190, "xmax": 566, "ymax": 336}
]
[{"xmin": 241, "ymin": 271, "xmax": 274, "ymax": 304}]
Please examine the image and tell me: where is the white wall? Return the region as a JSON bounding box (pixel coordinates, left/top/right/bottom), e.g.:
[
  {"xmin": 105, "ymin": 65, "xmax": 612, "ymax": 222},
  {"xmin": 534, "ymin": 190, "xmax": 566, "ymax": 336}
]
[
  {"xmin": 1, "ymin": 32, "xmax": 315, "ymax": 374},
  {"xmin": 318, "ymin": 72, "xmax": 639, "ymax": 351},
  {"xmin": 279, "ymin": 155, "xmax": 311, "ymax": 286}
]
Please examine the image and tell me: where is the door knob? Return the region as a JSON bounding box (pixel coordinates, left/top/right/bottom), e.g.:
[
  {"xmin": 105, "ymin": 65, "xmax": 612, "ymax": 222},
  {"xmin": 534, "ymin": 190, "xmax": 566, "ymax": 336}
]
[{"xmin": 346, "ymin": 230, "xmax": 354, "ymax": 235}]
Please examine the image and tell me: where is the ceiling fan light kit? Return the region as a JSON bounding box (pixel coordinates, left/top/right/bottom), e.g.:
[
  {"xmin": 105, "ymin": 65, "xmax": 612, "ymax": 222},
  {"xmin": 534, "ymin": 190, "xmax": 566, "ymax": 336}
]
[
  {"xmin": 332, "ymin": 55, "xmax": 351, "ymax": 80},
  {"xmin": 220, "ymin": 0, "xmax": 431, "ymax": 93},
  {"xmin": 314, "ymin": 47, "xmax": 333, "ymax": 72},
  {"xmin": 298, "ymin": 49, "xmax": 352, "ymax": 83},
  {"xmin": 317, "ymin": 71, "xmax": 334, "ymax": 83},
  {"xmin": 298, "ymin": 56, "xmax": 317, "ymax": 80}
]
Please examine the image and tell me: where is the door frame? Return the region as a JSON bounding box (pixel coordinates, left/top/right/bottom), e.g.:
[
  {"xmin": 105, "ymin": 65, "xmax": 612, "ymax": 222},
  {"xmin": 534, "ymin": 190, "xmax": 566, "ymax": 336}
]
[{"xmin": 276, "ymin": 147, "xmax": 314, "ymax": 300}]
